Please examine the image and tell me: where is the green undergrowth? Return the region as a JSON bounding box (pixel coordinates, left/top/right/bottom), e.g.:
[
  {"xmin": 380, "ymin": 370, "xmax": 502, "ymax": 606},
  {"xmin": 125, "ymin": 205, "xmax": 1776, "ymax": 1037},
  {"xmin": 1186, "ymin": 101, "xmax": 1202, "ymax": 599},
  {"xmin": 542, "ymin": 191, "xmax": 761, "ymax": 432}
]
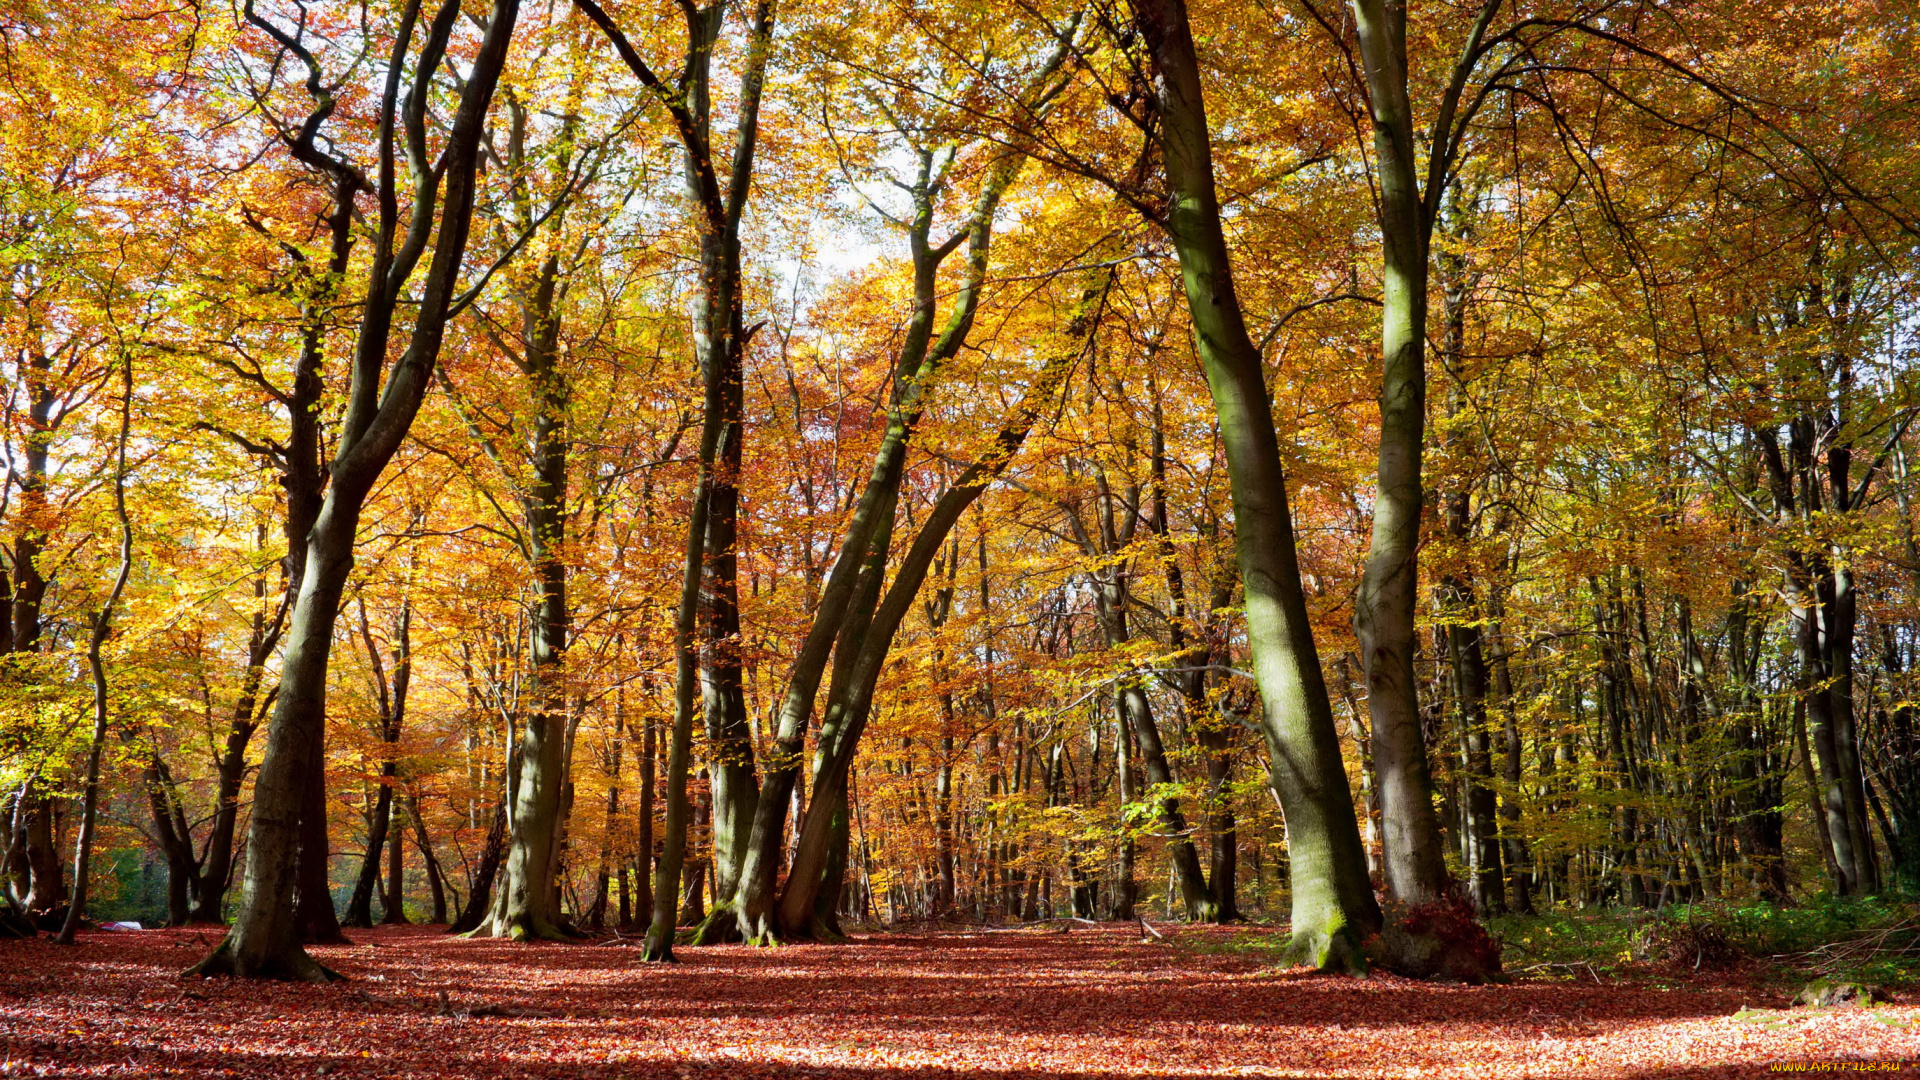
[
  {"xmin": 1153, "ymin": 898, "xmax": 1920, "ymax": 989},
  {"xmin": 1493, "ymin": 896, "xmax": 1920, "ymax": 989}
]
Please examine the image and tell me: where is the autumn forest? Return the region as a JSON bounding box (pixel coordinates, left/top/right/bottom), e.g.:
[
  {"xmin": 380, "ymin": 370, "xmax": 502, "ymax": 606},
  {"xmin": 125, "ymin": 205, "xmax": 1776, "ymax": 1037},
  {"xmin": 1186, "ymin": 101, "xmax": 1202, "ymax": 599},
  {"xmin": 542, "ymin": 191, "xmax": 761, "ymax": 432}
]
[{"xmin": 3, "ymin": 0, "xmax": 1920, "ymax": 1073}]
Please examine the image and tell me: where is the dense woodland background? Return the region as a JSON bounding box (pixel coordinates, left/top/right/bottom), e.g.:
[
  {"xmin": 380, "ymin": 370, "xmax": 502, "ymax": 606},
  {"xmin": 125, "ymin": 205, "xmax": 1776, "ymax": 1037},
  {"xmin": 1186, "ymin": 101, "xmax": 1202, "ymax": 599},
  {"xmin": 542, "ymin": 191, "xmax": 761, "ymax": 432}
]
[{"xmin": 2, "ymin": 0, "xmax": 1918, "ymax": 978}]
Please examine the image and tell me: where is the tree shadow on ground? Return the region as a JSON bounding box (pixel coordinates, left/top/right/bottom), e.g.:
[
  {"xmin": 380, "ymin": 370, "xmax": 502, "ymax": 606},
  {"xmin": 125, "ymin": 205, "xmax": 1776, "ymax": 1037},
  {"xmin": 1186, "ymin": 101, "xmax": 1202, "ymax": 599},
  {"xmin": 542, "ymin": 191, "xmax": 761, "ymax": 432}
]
[{"xmin": 0, "ymin": 925, "xmax": 1910, "ymax": 1079}]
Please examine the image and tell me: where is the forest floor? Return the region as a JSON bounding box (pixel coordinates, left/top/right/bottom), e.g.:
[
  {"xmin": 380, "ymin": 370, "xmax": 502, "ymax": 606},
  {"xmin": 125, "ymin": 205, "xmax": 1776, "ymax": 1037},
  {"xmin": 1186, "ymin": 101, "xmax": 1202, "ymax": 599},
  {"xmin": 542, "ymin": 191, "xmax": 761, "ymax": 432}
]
[{"xmin": 0, "ymin": 923, "xmax": 1915, "ymax": 1078}]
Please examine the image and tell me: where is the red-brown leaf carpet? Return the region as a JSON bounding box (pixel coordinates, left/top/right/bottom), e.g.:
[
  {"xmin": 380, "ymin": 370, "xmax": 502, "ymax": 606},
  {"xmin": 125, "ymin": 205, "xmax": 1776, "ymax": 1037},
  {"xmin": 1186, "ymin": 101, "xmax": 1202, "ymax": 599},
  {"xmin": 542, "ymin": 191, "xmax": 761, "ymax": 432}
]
[{"xmin": 0, "ymin": 925, "xmax": 1913, "ymax": 1078}]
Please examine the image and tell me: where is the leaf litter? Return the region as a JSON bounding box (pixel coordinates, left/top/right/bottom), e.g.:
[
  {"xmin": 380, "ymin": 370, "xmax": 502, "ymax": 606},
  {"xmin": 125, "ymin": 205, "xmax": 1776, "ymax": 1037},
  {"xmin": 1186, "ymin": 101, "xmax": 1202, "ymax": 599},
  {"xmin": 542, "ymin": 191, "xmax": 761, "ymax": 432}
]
[{"xmin": 0, "ymin": 925, "xmax": 1914, "ymax": 1077}]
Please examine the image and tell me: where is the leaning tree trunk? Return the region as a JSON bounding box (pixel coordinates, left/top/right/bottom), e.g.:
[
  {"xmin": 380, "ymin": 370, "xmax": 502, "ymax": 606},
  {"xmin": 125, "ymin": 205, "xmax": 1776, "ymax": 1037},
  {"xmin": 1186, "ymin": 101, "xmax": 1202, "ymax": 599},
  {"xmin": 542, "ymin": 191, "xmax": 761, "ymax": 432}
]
[
  {"xmin": 773, "ymin": 278, "xmax": 1095, "ymax": 939},
  {"xmin": 344, "ymin": 781, "xmax": 396, "ymax": 928},
  {"xmin": 407, "ymin": 793, "xmax": 449, "ymax": 923},
  {"xmin": 730, "ymin": 182, "xmax": 975, "ymax": 941},
  {"xmin": 641, "ymin": 346, "xmax": 723, "ymax": 961},
  {"xmin": 1136, "ymin": 0, "xmax": 1380, "ymax": 971},
  {"xmin": 191, "ymin": 508, "xmax": 362, "ymax": 979},
  {"xmin": 449, "ymin": 794, "xmax": 507, "ymax": 933},
  {"xmin": 191, "ymin": 660, "xmax": 269, "ymax": 923}
]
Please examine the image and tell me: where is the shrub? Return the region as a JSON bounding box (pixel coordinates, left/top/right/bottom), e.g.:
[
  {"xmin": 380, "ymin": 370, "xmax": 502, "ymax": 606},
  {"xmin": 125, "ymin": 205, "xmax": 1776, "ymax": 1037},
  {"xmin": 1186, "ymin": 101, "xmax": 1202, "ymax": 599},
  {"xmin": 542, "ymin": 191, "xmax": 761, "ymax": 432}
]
[{"xmin": 1369, "ymin": 895, "xmax": 1505, "ymax": 983}]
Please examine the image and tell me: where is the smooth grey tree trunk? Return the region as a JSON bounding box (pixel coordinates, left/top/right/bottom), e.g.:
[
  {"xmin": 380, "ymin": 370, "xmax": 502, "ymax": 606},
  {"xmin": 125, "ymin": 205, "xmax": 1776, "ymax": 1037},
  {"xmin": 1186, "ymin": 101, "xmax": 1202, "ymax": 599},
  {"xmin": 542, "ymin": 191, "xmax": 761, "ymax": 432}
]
[{"xmin": 1344, "ymin": 0, "xmax": 1504, "ymax": 912}]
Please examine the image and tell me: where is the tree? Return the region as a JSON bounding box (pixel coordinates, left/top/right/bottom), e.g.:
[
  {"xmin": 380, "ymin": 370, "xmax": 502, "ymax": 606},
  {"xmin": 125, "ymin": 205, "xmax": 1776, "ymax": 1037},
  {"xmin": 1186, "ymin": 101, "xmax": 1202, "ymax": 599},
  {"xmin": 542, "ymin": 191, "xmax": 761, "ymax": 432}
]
[
  {"xmin": 187, "ymin": 0, "xmax": 525, "ymax": 980},
  {"xmin": 1130, "ymin": 0, "xmax": 1380, "ymax": 972}
]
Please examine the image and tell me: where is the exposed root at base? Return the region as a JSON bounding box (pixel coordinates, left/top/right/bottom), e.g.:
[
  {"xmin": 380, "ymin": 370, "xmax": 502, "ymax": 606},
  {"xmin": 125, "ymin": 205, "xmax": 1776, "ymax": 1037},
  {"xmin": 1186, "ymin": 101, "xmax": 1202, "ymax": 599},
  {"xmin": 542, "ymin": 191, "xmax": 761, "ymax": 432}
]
[
  {"xmin": 465, "ymin": 913, "xmax": 575, "ymax": 943},
  {"xmin": 684, "ymin": 901, "xmax": 743, "ymax": 946},
  {"xmin": 181, "ymin": 938, "xmax": 343, "ymax": 982},
  {"xmin": 1283, "ymin": 926, "xmax": 1370, "ymax": 976}
]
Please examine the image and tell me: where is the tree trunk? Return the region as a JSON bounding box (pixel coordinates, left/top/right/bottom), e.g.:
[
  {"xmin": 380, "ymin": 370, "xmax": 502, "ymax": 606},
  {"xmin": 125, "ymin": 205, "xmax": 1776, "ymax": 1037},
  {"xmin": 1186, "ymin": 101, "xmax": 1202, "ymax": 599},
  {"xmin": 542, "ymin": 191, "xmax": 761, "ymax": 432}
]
[
  {"xmin": 348, "ymin": 600, "xmax": 412, "ymax": 928},
  {"xmin": 1348, "ymin": 0, "xmax": 1457, "ymax": 911},
  {"xmin": 449, "ymin": 795, "xmax": 508, "ymax": 934},
  {"xmin": 934, "ymin": 740, "xmax": 956, "ymax": 914},
  {"xmin": 478, "ymin": 247, "xmax": 576, "ymax": 940},
  {"xmin": 344, "ymin": 782, "xmax": 395, "ymax": 928},
  {"xmin": 143, "ymin": 755, "xmax": 197, "ymax": 925},
  {"xmin": 1071, "ymin": 460, "xmax": 1213, "ymax": 920},
  {"xmin": 1135, "ymin": 0, "xmax": 1380, "ymax": 970},
  {"xmin": 1112, "ymin": 710, "xmax": 1137, "ymax": 920},
  {"xmin": 773, "ymin": 280, "xmax": 1095, "ymax": 939},
  {"xmin": 382, "ymin": 811, "xmax": 409, "ymax": 924},
  {"xmin": 633, "ymin": 707, "xmax": 656, "ymax": 927},
  {"xmin": 588, "ymin": 705, "xmax": 624, "ymax": 931},
  {"xmin": 191, "ymin": 675, "xmax": 265, "ymax": 923},
  {"xmin": 9, "ymin": 352, "xmax": 59, "ymax": 920},
  {"xmin": 1441, "ymin": 490, "xmax": 1503, "ymax": 914},
  {"xmin": 564, "ymin": 0, "xmax": 775, "ymax": 941},
  {"xmin": 1489, "ymin": 608, "xmax": 1534, "ymax": 913},
  {"xmin": 186, "ymin": 0, "xmax": 522, "ymax": 979},
  {"xmin": 55, "ymin": 360, "xmax": 133, "ymax": 946},
  {"xmin": 193, "ymin": 509, "xmax": 359, "ymax": 979},
  {"xmin": 408, "ymin": 793, "xmax": 449, "ymax": 923}
]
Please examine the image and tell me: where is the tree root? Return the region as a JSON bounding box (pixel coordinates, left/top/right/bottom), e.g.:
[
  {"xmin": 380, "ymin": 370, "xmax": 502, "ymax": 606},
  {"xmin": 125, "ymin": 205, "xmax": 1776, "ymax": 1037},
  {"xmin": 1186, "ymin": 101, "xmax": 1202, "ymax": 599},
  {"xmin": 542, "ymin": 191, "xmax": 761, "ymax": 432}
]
[
  {"xmin": 465, "ymin": 911, "xmax": 574, "ymax": 943},
  {"xmin": 1283, "ymin": 922, "xmax": 1370, "ymax": 976},
  {"xmin": 181, "ymin": 936, "xmax": 343, "ymax": 982},
  {"xmin": 684, "ymin": 900, "xmax": 743, "ymax": 946}
]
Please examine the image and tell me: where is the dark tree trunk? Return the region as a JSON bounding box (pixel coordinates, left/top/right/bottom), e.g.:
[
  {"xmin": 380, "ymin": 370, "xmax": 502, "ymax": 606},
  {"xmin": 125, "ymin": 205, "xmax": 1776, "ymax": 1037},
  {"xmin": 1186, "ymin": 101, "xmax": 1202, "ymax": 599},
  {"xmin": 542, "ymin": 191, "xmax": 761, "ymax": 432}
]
[
  {"xmin": 382, "ymin": 811, "xmax": 408, "ymax": 924},
  {"xmin": 144, "ymin": 755, "xmax": 198, "ymax": 926},
  {"xmin": 343, "ymin": 782, "xmax": 395, "ymax": 928},
  {"xmin": 450, "ymin": 795, "xmax": 508, "ymax": 934},
  {"xmin": 186, "ymin": 0, "xmax": 522, "ymax": 979},
  {"xmin": 1111, "ymin": 713, "xmax": 1137, "ymax": 921},
  {"xmin": 347, "ymin": 600, "xmax": 411, "ymax": 928},
  {"xmin": 408, "ymin": 794, "xmax": 449, "ymax": 923},
  {"xmin": 633, "ymin": 706, "xmax": 655, "ymax": 927}
]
